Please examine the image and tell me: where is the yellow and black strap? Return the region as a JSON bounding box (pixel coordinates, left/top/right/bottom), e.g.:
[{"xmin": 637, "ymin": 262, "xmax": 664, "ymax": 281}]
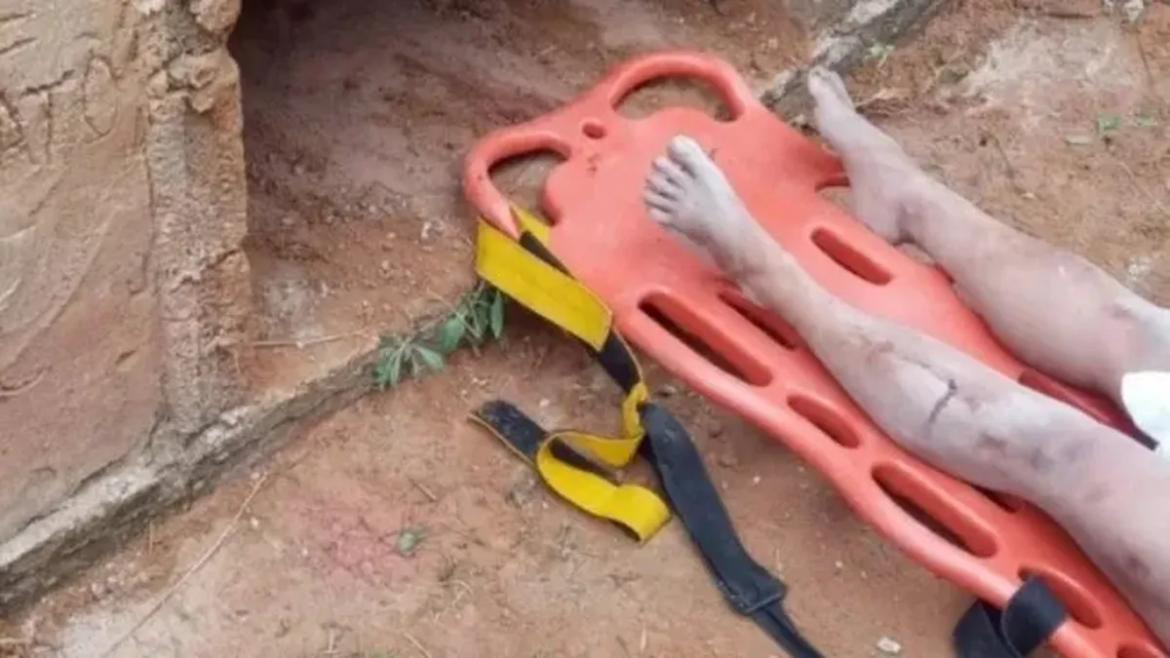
[
  {"xmin": 471, "ymin": 206, "xmax": 668, "ymax": 542},
  {"xmin": 471, "ymin": 204, "xmax": 822, "ymax": 658}
]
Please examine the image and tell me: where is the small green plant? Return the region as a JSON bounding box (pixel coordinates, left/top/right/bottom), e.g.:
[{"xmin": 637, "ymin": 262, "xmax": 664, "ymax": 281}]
[
  {"xmin": 395, "ymin": 526, "xmax": 426, "ymax": 557},
  {"xmin": 373, "ymin": 283, "xmax": 506, "ymax": 390},
  {"xmin": 1096, "ymin": 114, "xmax": 1122, "ymax": 136},
  {"xmin": 373, "ymin": 338, "xmax": 444, "ymax": 390},
  {"xmin": 865, "ymin": 42, "xmax": 895, "ymax": 68},
  {"xmin": 435, "ymin": 281, "xmax": 505, "ymax": 355},
  {"xmin": 1133, "ymin": 112, "xmax": 1158, "ymax": 128}
]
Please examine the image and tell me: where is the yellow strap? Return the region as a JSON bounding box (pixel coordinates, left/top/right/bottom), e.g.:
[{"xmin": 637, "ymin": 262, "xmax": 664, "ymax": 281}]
[
  {"xmin": 469, "ymin": 397, "xmax": 669, "ymax": 541},
  {"xmin": 536, "ymin": 437, "xmax": 670, "ymax": 541},
  {"xmin": 476, "ymin": 222, "xmax": 611, "ymax": 351},
  {"xmin": 474, "ymin": 206, "xmax": 671, "ymax": 542},
  {"xmin": 621, "ymin": 364, "xmax": 650, "ymax": 437},
  {"xmin": 512, "ymin": 204, "xmax": 551, "ymax": 244}
]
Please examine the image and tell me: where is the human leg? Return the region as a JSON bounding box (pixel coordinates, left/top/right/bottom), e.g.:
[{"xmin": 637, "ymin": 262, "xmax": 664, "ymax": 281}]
[
  {"xmin": 806, "ymin": 67, "xmax": 1170, "ymax": 406},
  {"xmin": 644, "ymin": 135, "xmax": 1170, "ymax": 644}
]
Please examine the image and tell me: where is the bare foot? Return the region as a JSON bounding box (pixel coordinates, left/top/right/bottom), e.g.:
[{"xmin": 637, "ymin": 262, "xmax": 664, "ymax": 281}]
[
  {"xmin": 808, "ymin": 66, "xmax": 929, "ymax": 244},
  {"xmin": 643, "ymin": 135, "xmax": 767, "ymax": 277}
]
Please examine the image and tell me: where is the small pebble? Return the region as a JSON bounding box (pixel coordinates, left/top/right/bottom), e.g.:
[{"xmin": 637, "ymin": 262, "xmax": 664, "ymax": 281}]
[
  {"xmin": 708, "ymin": 421, "xmax": 725, "ymax": 439},
  {"xmin": 876, "ymin": 636, "xmax": 902, "ymax": 655},
  {"xmin": 1120, "ymin": 0, "xmax": 1145, "ymax": 22},
  {"xmin": 717, "ymin": 451, "xmax": 739, "ymax": 468},
  {"xmin": 507, "ymin": 473, "xmax": 539, "ymax": 508},
  {"xmin": 421, "ymin": 221, "xmax": 437, "ymax": 241}
]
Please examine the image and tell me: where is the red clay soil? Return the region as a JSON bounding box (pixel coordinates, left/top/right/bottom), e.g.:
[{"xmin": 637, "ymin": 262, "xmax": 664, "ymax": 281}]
[
  {"xmin": 6, "ymin": 1, "xmax": 1169, "ymax": 657},
  {"xmin": 231, "ymin": 0, "xmax": 808, "ymax": 392}
]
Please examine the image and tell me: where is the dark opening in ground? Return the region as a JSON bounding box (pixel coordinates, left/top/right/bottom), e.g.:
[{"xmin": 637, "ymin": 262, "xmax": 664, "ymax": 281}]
[{"xmin": 227, "ymin": 0, "xmax": 807, "ymax": 393}]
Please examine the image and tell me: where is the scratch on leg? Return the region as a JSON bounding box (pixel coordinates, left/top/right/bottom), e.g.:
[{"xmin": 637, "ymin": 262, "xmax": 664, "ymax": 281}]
[{"xmin": 927, "ymin": 378, "xmax": 958, "ymax": 427}]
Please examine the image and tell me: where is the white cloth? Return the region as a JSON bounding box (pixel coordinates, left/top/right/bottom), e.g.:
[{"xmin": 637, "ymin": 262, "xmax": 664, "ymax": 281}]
[{"xmin": 1121, "ymin": 371, "xmax": 1170, "ymax": 459}]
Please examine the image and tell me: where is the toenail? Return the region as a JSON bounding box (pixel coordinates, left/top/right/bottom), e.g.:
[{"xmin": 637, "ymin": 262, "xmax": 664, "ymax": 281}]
[{"xmin": 581, "ymin": 119, "xmax": 606, "ymax": 140}]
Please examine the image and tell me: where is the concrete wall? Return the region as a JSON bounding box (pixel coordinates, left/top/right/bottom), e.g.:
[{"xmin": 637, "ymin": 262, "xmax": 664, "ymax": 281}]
[{"xmin": 0, "ymin": 0, "xmax": 250, "ymax": 542}]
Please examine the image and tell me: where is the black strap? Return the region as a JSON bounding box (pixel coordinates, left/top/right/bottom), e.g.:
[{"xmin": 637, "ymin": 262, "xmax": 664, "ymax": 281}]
[
  {"xmin": 639, "ymin": 403, "xmax": 823, "ymax": 658},
  {"xmin": 953, "ymin": 576, "xmax": 1067, "ymax": 658},
  {"xmin": 473, "ymin": 400, "xmax": 616, "ymax": 475},
  {"xmin": 1133, "ymin": 429, "xmax": 1158, "ymax": 451},
  {"xmin": 504, "ymin": 229, "xmax": 822, "ymax": 656},
  {"xmin": 518, "ymin": 230, "xmax": 642, "ymax": 395},
  {"xmin": 475, "ymin": 400, "xmax": 545, "ymax": 460}
]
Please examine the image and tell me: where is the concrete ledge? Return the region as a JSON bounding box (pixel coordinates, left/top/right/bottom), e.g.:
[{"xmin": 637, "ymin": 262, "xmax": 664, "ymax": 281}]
[
  {"xmin": 0, "ymin": 345, "xmax": 378, "ymax": 612},
  {"xmin": 0, "ymin": 0, "xmax": 947, "ymax": 615},
  {"xmin": 761, "ymin": 0, "xmax": 947, "ymax": 116}
]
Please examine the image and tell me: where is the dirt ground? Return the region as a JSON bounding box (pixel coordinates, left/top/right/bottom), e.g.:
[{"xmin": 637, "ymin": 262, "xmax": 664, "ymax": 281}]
[
  {"xmin": 5, "ymin": 0, "xmax": 1170, "ymax": 656},
  {"xmin": 232, "ymin": 0, "xmax": 809, "ymax": 391}
]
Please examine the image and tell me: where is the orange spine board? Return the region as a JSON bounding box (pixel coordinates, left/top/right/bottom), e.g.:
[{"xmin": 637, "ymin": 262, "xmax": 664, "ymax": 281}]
[{"xmin": 464, "ymin": 51, "xmax": 1164, "ymax": 658}]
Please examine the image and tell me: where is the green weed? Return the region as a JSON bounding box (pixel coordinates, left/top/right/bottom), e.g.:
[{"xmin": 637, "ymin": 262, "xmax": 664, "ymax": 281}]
[
  {"xmin": 1133, "ymin": 113, "xmax": 1159, "ymax": 129},
  {"xmin": 373, "ymin": 283, "xmax": 506, "ymax": 390},
  {"xmin": 865, "ymin": 42, "xmax": 895, "ymax": 68},
  {"xmin": 1096, "ymin": 114, "xmax": 1122, "ymax": 136}
]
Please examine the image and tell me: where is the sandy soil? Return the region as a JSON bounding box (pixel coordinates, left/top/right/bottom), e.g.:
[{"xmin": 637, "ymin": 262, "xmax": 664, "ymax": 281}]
[{"xmin": 5, "ymin": 1, "xmax": 1170, "ymax": 657}]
